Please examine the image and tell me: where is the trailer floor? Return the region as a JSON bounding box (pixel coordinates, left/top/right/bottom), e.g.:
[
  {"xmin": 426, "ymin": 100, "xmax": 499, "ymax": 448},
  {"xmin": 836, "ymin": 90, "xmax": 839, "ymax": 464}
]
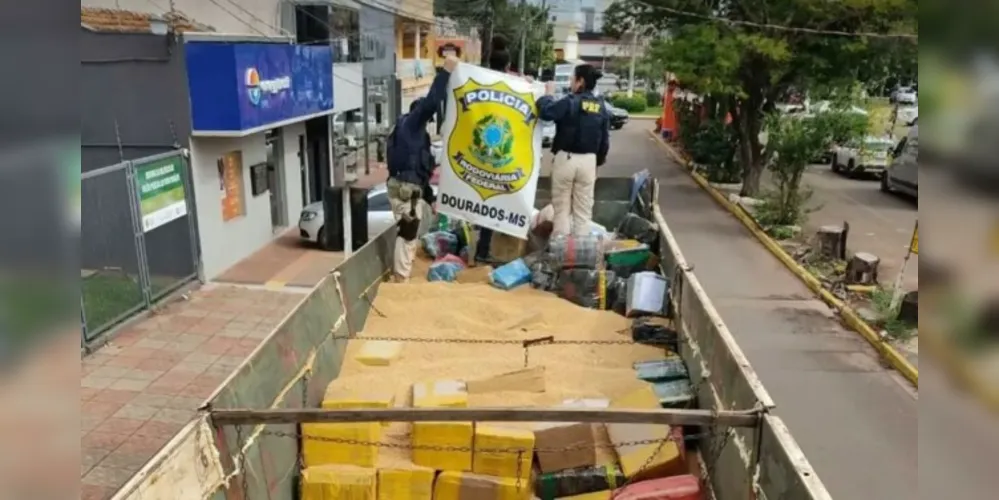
[{"xmin": 602, "ymin": 123, "xmax": 999, "ymax": 499}]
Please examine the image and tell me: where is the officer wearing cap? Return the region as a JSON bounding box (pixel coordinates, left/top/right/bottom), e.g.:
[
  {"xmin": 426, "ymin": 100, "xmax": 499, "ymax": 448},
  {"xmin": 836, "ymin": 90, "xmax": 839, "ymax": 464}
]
[{"xmin": 536, "ymin": 64, "xmax": 610, "ymax": 237}]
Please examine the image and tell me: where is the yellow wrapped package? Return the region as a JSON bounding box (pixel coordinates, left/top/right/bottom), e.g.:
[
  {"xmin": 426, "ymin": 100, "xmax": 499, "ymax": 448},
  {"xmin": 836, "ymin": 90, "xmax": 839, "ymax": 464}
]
[
  {"xmin": 412, "ymin": 379, "xmax": 468, "ymax": 408},
  {"xmin": 302, "ymin": 421, "xmax": 381, "ymax": 468},
  {"xmin": 558, "ymin": 492, "xmax": 611, "ymax": 500},
  {"xmin": 472, "ymin": 425, "xmax": 535, "ymax": 481},
  {"xmin": 606, "ymin": 386, "xmax": 684, "ymax": 481},
  {"xmin": 378, "ymin": 465, "xmax": 435, "ymax": 500},
  {"xmin": 321, "ymin": 388, "xmax": 395, "ymax": 427},
  {"xmin": 412, "ymin": 421, "xmax": 473, "ymax": 471},
  {"xmin": 355, "ymin": 340, "xmax": 404, "ymax": 366},
  {"xmin": 433, "ymin": 471, "xmax": 532, "ymax": 500},
  {"xmin": 301, "ymin": 465, "xmax": 376, "ymax": 500}
]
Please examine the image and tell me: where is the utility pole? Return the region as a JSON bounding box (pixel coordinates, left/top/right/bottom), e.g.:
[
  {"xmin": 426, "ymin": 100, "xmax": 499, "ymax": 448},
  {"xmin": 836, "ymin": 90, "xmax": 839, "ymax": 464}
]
[
  {"xmin": 483, "ymin": 2, "xmax": 495, "ymax": 65},
  {"xmin": 518, "ymin": 0, "xmax": 527, "ymax": 73},
  {"xmin": 627, "ymin": 30, "xmax": 638, "ymax": 97}
]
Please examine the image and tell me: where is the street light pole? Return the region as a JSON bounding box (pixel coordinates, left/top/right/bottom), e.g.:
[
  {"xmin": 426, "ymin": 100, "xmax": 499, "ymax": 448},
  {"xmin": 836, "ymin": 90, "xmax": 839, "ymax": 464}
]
[
  {"xmin": 518, "ymin": 0, "xmax": 527, "ymax": 73},
  {"xmin": 627, "ymin": 31, "xmax": 638, "ymax": 97}
]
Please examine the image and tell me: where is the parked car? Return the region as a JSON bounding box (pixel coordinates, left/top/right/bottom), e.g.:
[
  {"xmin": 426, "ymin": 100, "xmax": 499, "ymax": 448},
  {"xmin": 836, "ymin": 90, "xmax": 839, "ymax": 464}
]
[
  {"xmin": 831, "ymin": 135, "xmax": 896, "ymax": 176},
  {"xmin": 891, "ymin": 86, "xmax": 917, "ymax": 105},
  {"xmin": 299, "ymin": 183, "xmax": 440, "ymax": 249},
  {"xmin": 604, "ymin": 102, "xmax": 630, "ymax": 130},
  {"xmin": 896, "ymin": 105, "xmax": 919, "ymax": 126},
  {"xmin": 881, "ymin": 124, "xmax": 918, "ymax": 197}
]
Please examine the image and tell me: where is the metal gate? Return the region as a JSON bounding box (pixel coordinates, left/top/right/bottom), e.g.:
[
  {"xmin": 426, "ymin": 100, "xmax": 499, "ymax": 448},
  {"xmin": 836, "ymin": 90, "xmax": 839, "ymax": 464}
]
[{"xmin": 80, "ymin": 151, "xmax": 200, "ymax": 345}]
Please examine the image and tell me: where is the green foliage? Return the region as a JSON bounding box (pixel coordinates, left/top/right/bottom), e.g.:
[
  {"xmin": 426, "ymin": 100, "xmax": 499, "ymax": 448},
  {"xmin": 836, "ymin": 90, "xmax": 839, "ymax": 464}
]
[
  {"xmin": 760, "ymin": 113, "xmax": 831, "ymax": 226},
  {"xmin": 603, "ymin": 0, "xmax": 918, "ymax": 196},
  {"xmin": 435, "ymin": 0, "xmax": 554, "ymax": 68},
  {"xmin": 645, "ymin": 90, "xmax": 662, "ymax": 108},
  {"xmin": 811, "ymin": 110, "xmax": 869, "ymax": 149},
  {"xmin": 609, "ymin": 94, "xmax": 648, "ymax": 112}
]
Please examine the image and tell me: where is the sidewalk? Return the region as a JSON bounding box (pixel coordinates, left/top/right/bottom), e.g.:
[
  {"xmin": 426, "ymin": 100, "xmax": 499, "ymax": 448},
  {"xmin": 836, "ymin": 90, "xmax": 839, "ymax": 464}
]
[
  {"xmin": 80, "ymin": 283, "xmax": 304, "ymax": 500},
  {"xmin": 605, "ymin": 124, "xmax": 919, "ymax": 500}
]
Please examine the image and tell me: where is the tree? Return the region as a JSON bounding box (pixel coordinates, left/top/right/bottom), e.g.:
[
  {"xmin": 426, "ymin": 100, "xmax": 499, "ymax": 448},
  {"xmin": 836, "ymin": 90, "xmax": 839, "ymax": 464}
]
[
  {"xmin": 435, "ymin": 0, "xmax": 554, "ymax": 69},
  {"xmin": 603, "ymin": 0, "xmax": 917, "ymax": 196}
]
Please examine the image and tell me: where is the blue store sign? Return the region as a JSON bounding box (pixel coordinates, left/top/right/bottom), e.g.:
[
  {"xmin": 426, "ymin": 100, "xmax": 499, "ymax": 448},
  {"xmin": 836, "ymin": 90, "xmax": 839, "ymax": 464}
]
[{"xmin": 185, "ymin": 41, "xmax": 334, "ymax": 136}]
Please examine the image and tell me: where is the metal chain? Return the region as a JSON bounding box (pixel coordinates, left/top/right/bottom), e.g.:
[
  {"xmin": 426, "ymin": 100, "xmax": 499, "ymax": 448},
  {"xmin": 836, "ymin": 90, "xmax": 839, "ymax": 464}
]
[
  {"xmin": 331, "ymin": 334, "xmax": 683, "ymax": 346},
  {"xmin": 260, "ymin": 428, "xmax": 697, "ymax": 454}
]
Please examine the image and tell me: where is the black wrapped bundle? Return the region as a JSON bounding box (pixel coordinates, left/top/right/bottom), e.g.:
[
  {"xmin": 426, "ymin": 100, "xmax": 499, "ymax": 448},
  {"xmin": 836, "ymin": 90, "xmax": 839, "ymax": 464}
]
[
  {"xmin": 609, "ymin": 277, "xmax": 628, "ymax": 315},
  {"xmin": 556, "ymin": 269, "xmax": 616, "ymax": 310},
  {"xmin": 534, "ymin": 464, "xmax": 627, "ymax": 500},
  {"xmin": 615, "ymin": 213, "xmax": 659, "ymax": 246},
  {"xmin": 631, "ymin": 317, "xmax": 680, "ymax": 352},
  {"xmin": 525, "ymin": 251, "xmax": 558, "ymax": 291}
]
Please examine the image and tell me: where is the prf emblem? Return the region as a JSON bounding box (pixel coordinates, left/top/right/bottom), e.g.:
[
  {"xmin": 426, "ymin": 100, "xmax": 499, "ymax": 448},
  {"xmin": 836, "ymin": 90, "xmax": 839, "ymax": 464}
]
[
  {"xmin": 448, "ymin": 79, "xmax": 539, "ymax": 201},
  {"xmin": 581, "ymin": 100, "xmax": 601, "ymax": 113}
]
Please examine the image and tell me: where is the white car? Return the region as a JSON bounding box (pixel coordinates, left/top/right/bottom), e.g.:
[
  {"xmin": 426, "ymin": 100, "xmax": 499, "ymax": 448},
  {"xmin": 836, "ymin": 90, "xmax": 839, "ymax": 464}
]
[
  {"xmin": 298, "ymin": 183, "xmax": 440, "ymax": 249},
  {"xmin": 893, "ymin": 86, "xmax": 917, "ymax": 105},
  {"xmin": 896, "ymin": 105, "xmax": 918, "ymax": 126},
  {"xmin": 831, "ymin": 136, "xmax": 896, "ymax": 176}
]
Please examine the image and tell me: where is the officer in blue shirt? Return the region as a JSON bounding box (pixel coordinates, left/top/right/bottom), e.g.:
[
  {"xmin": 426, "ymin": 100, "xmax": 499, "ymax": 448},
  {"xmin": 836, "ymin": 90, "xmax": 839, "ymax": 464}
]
[
  {"xmin": 536, "ymin": 64, "xmax": 610, "ymax": 236},
  {"xmin": 386, "ymin": 55, "xmax": 458, "ymax": 281}
]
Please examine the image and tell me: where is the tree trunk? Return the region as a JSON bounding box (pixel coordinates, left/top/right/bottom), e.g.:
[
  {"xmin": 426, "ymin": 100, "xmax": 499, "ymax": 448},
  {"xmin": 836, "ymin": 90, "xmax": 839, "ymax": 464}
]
[{"xmin": 736, "ymin": 99, "xmax": 765, "ymax": 197}]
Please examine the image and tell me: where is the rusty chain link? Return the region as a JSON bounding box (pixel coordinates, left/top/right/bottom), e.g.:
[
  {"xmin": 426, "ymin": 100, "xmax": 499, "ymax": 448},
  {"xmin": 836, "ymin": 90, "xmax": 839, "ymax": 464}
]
[
  {"xmin": 257, "ymin": 428, "xmax": 697, "ymax": 454},
  {"xmin": 234, "ymin": 423, "xmax": 250, "ymax": 499},
  {"xmin": 330, "ymin": 334, "xmax": 685, "ymax": 346}
]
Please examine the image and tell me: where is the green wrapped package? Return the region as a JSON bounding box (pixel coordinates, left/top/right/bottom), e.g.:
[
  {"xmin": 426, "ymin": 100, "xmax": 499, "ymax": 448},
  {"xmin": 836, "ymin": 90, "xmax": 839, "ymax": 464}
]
[
  {"xmin": 652, "ymin": 379, "xmax": 696, "ymax": 408},
  {"xmin": 533, "ymin": 464, "xmax": 626, "ymax": 500},
  {"xmin": 634, "ymin": 356, "xmax": 689, "ymax": 382}
]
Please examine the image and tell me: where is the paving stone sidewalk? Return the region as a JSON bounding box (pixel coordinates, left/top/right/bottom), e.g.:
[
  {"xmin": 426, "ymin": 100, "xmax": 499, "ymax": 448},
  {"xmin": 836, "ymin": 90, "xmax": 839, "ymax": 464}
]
[{"xmin": 80, "ymin": 284, "xmax": 303, "ymax": 500}]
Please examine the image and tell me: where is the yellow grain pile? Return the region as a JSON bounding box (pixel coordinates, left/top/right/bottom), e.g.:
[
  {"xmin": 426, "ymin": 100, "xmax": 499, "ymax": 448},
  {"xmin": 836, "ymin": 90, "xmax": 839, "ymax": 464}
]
[{"xmin": 327, "ymin": 257, "xmax": 666, "ymax": 469}]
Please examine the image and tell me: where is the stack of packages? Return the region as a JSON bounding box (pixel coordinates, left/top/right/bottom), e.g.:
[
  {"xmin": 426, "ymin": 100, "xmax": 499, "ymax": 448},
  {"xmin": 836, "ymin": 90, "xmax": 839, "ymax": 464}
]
[
  {"xmin": 421, "ymin": 217, "xmax": 476, "ymax": 282},
  {"xmin": 533, "ymin": 387, "xmax": 705, "ymax": 499},
  {"xmin": 488, "ymin": 207, "xmax": 670, "ymax": 318},
  {"xmin": 299, "ymin": 380, "xmax": 705, "ymax": 499}
]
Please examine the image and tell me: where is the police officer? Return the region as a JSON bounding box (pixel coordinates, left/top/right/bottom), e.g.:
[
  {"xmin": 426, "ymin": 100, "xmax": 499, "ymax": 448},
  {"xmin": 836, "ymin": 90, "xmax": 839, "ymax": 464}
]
[
  {"xmin": 386, "ymin": 55, "xmax": 458, "ymax": 282},
  {"xmin": 536, "ymin": 64, "xmax": 610, "ymax": 237}
]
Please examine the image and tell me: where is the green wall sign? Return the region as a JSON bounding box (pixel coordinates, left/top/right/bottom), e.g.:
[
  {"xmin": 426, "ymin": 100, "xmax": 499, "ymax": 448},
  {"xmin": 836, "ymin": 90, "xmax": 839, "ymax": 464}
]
[{"xmin": 135, "ymin": 156, "xmax": 187, "ymax": 232}]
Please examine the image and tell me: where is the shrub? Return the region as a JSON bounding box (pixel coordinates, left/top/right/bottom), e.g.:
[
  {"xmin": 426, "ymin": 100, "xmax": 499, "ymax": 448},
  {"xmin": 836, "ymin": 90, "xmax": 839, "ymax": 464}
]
[
  {"xmin": 688, "ymin": 119, "xmax": 740, "ymax": 183},
  {"xmin": 645, "ymin": 90, "xmax": 663, "ymax": 108},
  {"xmin": 610, "ymin": 94, "xmax": 648, "ymax": 113}
]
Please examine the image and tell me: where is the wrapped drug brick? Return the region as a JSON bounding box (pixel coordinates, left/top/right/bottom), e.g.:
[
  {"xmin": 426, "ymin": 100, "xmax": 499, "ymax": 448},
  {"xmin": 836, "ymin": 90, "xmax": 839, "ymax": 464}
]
[
  {"xmin": 606, "ymin": 386, "xmax": 686, "ymax": 481},
  {"xmin": 550, "ymin": 234, "xmax": 605, "ymax": 269},
  {"xmin": 301, "ymin": 421, "xmax": 381, "ymax": 468},
  {"xmin": 472, "ymin": 425, "xmax": 535, "ymax": 482},
  {"xmin": 377, "ymin": 465, "xmax": 435, "ymax": 500},
  {"xmin": 433, "ymin": 471, "xmax": 532, "ymax": 500},
  {"xmin": 412, "ymin": 421, "xmax": 474, "ymax": 471},
  {"xmin": 556, "ymin": 269, "xmax": 617, "ymax": 310},
  {"xmin": 615, "ymin": 214, "xmax": 659, "ymax": 246},
  {"xmin": 611, "ymin": 474, "xmax": 703, "ymax": 500},
  {"xmin": 533, "ymin": 464, "xmax": 626, "ymax": 500},
  {"xmin": 301, "ymin": 465, "xmax": 376, "ymax": 500}
]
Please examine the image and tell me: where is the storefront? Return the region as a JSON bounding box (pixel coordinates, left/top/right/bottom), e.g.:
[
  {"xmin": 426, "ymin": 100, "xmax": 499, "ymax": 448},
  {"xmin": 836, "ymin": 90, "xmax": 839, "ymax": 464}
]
[{"xmin": 184, "ymin": 38, "xmax": 334, "ymax": 279}]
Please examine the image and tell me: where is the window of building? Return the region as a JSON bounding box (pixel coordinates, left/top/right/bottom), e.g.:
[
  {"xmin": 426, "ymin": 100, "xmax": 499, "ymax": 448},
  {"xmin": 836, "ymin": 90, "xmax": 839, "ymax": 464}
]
[
  {"xmin": 329, "ymin": 5, "xmax": 360, "ymax": 63},
  {"xmin": 582, "ymin": 8, "xmax": 595, "ymax": 33}
]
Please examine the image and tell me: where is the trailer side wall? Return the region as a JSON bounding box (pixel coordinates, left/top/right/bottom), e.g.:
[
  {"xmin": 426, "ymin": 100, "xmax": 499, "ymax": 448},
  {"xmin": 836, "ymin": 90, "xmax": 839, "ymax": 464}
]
[{"xmin": 111, "ymin": 177, "xmax": 830, "ymax": 500}]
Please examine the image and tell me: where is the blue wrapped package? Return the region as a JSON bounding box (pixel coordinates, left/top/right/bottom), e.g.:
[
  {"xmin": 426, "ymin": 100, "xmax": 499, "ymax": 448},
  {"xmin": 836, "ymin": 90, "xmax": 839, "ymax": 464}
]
[
  {"xmin": 427, "ymin": 262, "xmax": 463, "ymax": 282},
  {"xmin": 427, "ymin": 255, "xmax": 466, "ymax": 282},
  {"xmin": 421, "ymin": 231, "xmax": 459, "ymax": 259},
  {"xmin": 490, "ymin": 258, "xmax": 532, "ymax": 290}
]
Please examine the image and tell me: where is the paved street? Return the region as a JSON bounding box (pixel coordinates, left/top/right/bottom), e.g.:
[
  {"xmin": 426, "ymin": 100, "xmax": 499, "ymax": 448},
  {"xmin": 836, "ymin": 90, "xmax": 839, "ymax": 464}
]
[
  {"xmin": 80, "ymin": 285, "xmax": 305, "ymax": 500},
  {"xmin": 802, "ymin": 166, "xmax": 919, "ymax": 291},
  {"xmin": 601, "ymin": 122, "xmax": 998, "ymax": 499}
]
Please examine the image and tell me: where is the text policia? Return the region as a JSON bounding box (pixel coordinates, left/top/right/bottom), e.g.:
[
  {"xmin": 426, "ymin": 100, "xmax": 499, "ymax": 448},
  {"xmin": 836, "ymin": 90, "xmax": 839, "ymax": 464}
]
[{"xmin": 440, "ymin": 193, "xmax": 529, "ymax": 229}]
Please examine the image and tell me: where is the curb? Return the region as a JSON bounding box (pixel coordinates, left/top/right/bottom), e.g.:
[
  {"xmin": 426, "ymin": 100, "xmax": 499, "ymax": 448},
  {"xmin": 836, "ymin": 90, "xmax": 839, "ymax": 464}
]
[{"xmin": 646, "ymin": 128, "xmax": 919, "ymax": 387}]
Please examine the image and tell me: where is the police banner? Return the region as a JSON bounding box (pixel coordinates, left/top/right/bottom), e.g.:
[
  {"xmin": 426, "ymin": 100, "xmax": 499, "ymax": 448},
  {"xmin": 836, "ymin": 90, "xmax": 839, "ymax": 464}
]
[{"xmin": 438, "ymin": 62, "xmax": 545, "ymax": 239}]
